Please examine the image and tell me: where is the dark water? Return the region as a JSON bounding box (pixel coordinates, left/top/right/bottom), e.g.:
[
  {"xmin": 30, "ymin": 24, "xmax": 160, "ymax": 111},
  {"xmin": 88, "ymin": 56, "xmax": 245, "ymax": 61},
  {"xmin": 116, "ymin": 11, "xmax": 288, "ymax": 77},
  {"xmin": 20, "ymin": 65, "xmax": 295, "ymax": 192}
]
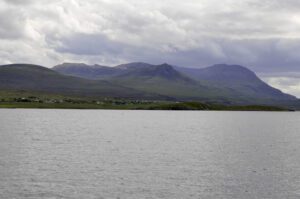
[{"xmin": 0, "ymin": 110, "xmax": 299, "ymax": 199}]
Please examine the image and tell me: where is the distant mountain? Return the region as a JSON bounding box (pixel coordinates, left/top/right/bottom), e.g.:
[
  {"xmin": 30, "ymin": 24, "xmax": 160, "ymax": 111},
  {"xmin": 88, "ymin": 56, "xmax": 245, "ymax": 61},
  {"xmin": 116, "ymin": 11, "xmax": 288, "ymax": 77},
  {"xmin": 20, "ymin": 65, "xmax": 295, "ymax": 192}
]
[
  {"xmin": 176, "ymin": 64, "xmax": 296, "ymax": 102},
  {"xmin": 0, "ymin": 64, "xmax": 166, "ymax": 99},
  {"xmin": 116, "ymin": 63, "xmax": 194, "ymax": 82},
  {"xmin": 0, "ymin": 62, "xmax": 298, "ymax": 107},
  {"xmin": 53, "ymin": 63, "xmax": 123, "ymax": 79},
  {"xmin": 53, "ymin": 62, "xmax": 191, "ymax": 80},
  {"xmin": 54, "ymin": 62, "xmax": 196, "ymax": 83},
  {"xmin": 53, "ymin": 62, "xmax": 160, "ymax": 79},
  {"xmin": 53, "ymin": 62, "xmax": 298, "ymax": 105},
  {"xmin": 108, "ymin": 63, "xmax": 228, "ymax": 101}
]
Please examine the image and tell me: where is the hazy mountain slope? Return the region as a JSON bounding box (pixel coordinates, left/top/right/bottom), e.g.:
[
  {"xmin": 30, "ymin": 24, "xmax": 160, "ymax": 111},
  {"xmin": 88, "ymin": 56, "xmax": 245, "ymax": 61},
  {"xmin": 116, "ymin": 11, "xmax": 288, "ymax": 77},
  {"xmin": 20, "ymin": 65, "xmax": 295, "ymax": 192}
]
[
  {"xmin": 0, "ymin": 64, "xmax": 166, "ymax": 99},
  {"xmin": 116, "ymin": 63, "xmax": 194, "ymax": 82},
  {"xmin": 53, "ymin": 62, "xmax": 224, "ymax": 101},
  {"xmin": 53, "ymin": 63, "xmax": 123, "ymax": 79},
  {"xmin": 176, "ymin": 64, "xmax": 296, "ymax": 101},
  {"xmin": 109, "ymin": 64, "xmax": 240, "ymax": 102},
  {"xmin": 52, "ymin": 62, "xmax": 298, "ymax": 104},
  {"xmin": 53, "ymin": 62, "xmax": 157, "ymax": 80}
]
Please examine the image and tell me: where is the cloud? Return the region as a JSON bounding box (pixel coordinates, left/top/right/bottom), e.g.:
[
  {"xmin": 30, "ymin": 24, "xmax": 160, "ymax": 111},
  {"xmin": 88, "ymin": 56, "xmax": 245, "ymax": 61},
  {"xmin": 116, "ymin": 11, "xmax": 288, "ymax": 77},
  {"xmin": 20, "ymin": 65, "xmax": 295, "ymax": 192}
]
[
  {"xmin": 3, "ymin": 0, "xmax": 33, "ymax": 5},
  {"xmin": 0, "ymin": 6, "xmax": 28, "ymax": 39},
  {"xmin": 1, "ymin": 0, "xmax": 300, "ymax": 74}
]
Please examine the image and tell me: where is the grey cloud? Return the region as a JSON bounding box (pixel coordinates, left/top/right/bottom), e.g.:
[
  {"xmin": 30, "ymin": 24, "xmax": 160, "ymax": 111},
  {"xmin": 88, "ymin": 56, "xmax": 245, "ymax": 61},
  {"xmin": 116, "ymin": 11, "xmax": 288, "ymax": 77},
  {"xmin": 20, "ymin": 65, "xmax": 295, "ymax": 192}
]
[
  {"xmin": 56, "ymin": 34, "xmax": 122, "ymax": 56},
  {"xmin": 55, "ymin": 34, "xmax": 300, "ymax": 73},
  {"xmin": 0, "ymin": 9, "xmax": 27, "ymax": 39},
  {"xmin": 248, "ymin": 0, "xmax": 300, "ymax": 12},
  {"xmin": 3, "ymin": 0, "xmax": 55, "ymax": 6},
  {"xmin": 1, "ymin": 0, "xmax": 300, "ymax": 74},
  {"xmin": 3, "ymin": 0, "xmax": 33, "ymax": 5}
]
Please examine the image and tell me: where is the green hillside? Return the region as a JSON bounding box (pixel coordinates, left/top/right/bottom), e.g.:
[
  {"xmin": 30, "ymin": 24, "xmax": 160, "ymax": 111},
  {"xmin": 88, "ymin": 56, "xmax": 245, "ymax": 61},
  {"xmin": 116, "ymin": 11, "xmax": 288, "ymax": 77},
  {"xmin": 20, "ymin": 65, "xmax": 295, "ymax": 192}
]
[{"xmin": 0, "ymin": 64, "xmax": 166, "ymax": 100}]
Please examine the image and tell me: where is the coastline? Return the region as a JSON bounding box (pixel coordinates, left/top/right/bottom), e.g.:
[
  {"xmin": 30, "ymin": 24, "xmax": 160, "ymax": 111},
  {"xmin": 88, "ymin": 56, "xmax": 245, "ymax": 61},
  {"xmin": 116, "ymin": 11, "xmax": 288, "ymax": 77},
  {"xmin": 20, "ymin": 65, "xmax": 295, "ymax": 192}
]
[{"xmin": 0, "ymin": 102, "xmax": 293, "ymax": 111}]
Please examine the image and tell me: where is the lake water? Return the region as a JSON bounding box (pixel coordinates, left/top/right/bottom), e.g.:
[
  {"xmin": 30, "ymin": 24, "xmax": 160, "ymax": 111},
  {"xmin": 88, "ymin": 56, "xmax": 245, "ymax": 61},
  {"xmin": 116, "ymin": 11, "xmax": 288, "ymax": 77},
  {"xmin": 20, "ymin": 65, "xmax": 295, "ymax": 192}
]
[{"xmin": 0, "ymin": 110, "xmax": 299, "ymax": 199}]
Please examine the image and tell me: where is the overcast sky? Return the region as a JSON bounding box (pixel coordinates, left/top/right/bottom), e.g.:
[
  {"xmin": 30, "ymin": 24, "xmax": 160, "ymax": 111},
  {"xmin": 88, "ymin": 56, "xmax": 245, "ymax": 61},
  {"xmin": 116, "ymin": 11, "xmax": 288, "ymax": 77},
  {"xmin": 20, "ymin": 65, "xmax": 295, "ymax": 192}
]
[{"xmin": 1, "ymin": 0, "xmax": 300, "ymax": 96}]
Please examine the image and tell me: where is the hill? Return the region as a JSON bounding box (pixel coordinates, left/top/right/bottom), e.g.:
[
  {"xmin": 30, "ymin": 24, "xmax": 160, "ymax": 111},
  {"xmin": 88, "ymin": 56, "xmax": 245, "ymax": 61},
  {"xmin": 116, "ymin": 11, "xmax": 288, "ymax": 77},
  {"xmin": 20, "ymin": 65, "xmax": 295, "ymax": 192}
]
[
  {"xmin": 176, "ymin": 64, "xmax": 296, "ymax": 103},
  {"xmin": 52, "ymin": 62, "xmax": 165, "ymax": 79},
  {"xmin": 0, "ymin": 62, "xmax": 298, "ymax": 107},
  {"xmin": 52, "ymin": 63, "xmax": 123, "ymax": 79},
  {"xmin": 52, "ymin": 62, "xmax": 299, "ymax": 106},
  {"xmin": 0, "ymin": 64, "xmax": 166, "ymax": 100},
  {"xmin": 109, "ymin": 63, "xmax": 233, "ymax": 102}
]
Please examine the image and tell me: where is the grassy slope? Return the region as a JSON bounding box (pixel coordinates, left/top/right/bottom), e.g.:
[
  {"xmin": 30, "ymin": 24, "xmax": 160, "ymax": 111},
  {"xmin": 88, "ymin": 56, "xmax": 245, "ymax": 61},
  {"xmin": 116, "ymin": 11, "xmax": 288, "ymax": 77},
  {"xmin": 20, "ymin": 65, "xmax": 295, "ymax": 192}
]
[
  {"xmin": 52, "ymin": 63, "xmax": 298, "ymax": 106},
  {"xmin": 0, "ymin": 64, "xmax": 167, "ymax": 100},
  {"xmin": 110, "ymin": 75, "xmax": 258, "ymax": 105},
  {"xmin": 177, "ymin": 65, "xmax": 297, "ymax": 105}
]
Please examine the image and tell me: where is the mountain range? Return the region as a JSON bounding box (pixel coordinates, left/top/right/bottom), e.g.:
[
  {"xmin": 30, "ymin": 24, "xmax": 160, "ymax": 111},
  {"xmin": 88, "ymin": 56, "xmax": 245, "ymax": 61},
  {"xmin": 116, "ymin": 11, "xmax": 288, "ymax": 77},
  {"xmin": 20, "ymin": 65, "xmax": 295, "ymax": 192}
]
[{"xmin": 0, "ymin": 62, "xmax": 298, "ymax": 108}]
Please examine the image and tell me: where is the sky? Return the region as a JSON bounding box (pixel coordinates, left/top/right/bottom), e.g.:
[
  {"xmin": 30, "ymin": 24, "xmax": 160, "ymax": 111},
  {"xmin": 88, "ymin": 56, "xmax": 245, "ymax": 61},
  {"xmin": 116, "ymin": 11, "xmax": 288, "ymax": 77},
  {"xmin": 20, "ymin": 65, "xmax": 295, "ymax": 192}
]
[{"xmin": 1, "ymin": 0, "xmax": 300, "ymax": 96}]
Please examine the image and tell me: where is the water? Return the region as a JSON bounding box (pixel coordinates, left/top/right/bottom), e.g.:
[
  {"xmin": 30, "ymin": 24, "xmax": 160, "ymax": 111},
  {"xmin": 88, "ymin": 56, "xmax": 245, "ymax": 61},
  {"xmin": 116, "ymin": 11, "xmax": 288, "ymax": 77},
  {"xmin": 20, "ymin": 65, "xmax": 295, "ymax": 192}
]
[{"xmin": 0, "ymin": 110, "xmax": 299, "ymax": 199}]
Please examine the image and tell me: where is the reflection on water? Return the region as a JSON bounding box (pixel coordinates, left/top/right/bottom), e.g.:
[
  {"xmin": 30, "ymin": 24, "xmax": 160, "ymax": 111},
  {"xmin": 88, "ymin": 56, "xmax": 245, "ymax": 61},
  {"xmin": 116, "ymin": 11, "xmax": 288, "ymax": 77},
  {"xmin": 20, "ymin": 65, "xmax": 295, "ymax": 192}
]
[{"xmin": 0, "ymin": 110, "xmax": 299, "ymax": 198}]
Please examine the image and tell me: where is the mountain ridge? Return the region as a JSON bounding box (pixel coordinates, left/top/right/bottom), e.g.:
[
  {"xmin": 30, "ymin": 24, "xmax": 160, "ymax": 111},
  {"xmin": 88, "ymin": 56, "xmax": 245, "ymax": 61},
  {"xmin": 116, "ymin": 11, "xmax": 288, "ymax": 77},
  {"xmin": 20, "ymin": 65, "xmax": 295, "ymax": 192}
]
[
  {"xmin": 0, "ymin": 64, "xmax": 169, "ymax": 100},
  {"xmin": 53, "ymin": 62, "xmax": 296, "ymax": 101},
  {"xmin": 0, "ymin": 62, "xmax": 298, "ymax": 107},
  {"xmin": 176, "ymin": 64, "xmax": 296, "ymax": 101}
]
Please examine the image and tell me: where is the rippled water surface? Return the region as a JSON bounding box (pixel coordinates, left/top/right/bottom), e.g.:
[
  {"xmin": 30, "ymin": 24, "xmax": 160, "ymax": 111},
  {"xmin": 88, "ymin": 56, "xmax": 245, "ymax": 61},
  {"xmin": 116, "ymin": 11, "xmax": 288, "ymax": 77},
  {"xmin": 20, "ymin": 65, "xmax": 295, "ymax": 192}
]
[{"xmin": 0, "ymin": 109, "xmax": 299, "ymax": 199}]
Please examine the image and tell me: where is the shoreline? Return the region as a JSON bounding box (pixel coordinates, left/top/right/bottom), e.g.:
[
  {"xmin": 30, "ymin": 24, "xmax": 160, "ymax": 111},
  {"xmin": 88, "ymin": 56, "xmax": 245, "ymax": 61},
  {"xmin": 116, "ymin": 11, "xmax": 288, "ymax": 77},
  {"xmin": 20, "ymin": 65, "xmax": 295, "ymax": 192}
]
[{"xmin": 0, "ymin": 102, "xmax": 293, "ymax": 112}]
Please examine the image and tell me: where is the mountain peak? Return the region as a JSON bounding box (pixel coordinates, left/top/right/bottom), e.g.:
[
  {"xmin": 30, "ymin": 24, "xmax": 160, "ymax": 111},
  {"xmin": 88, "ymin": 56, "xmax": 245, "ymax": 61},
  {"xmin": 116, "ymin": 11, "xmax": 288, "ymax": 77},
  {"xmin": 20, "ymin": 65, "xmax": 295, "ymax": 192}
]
[
  {"xmin": 52, "ymin": 62, "xmax": 119, "ymax": 79},
  {"xmin": 210, "ymin": 64, "xmax": 254, "ymax": 72},
  {"xmin": 157, "ymin": 63, "xmax": 173, "ymax": 68},
  {"xmin": 116, "ymin": 63, "xmax": 194, "ymax": 83},
  {"xmin": 197, "ymin": 64, "xmax": 259, "ymax": 82},
  {"xmin": 153, "ymin": 64, "xmax": 177, "ymax": 76}
]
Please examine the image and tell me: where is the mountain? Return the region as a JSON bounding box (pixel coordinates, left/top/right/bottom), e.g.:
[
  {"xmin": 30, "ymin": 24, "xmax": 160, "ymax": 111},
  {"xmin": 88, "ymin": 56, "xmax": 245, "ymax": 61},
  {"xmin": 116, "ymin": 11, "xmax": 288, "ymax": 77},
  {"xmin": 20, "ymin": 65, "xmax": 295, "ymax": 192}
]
[
  {"xmin": 0, "ymin": 64, "xmax": 166, "ymax": 99},
  {"xmin": 53, "ymin": 63, "xmax": 123, "ymax": 79},
  {"xmin": 176, "ymin": 64, "xmax": 257, "ymax": 82},
  {"xmin": 52, "ymin": 62, "xmax": 298, "ymax": 105},
  {"xmin": 0, "ymin": 62, "xmax": 298, "ymax": 107},
  {"xmin": 176, "ymin": 64, "xmax": 296, "ymax": 102},
  {"xmin": 52, "ymin": 62, "xmax": 203, "ymax": 100},
  {"xmin": 116, "ymin": 63, "xmax": 194, "ymax": 82},
  {"xmin": 108, "ymin": 63, "xmax": 229, "ymax": 101},
  {"xmin": 53, "ymin": 62, "xmax": 158, "ymax": 79}
]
